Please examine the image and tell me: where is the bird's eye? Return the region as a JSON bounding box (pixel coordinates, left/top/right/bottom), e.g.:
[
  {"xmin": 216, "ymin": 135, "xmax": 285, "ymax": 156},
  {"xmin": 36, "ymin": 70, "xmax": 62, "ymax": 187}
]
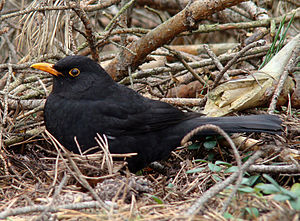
[{"xmin": 69, "ymin": 68, "xmax": 80, "ymax": 77}]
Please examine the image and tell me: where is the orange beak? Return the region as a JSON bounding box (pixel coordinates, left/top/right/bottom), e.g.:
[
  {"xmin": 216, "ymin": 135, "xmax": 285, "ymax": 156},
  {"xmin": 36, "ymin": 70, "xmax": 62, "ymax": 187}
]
[{"xmin": 31, "ymin": 63, "xmax": 62, "ymax": 76}]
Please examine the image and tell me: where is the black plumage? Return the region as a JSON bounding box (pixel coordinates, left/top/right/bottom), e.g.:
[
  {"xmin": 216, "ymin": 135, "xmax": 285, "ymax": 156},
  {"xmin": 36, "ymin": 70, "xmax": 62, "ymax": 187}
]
[{"xmin": 31, "ymin": 56, "xmax": 282, "ymax": 172}]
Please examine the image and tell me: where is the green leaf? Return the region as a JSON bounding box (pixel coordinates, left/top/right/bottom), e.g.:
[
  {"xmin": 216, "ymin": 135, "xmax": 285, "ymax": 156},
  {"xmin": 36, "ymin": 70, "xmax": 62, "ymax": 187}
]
[
  {"xmin": 245, "ymin": 207, "xmax": 259, "ymax": 218},
  {"xmin": 291, "ymin": 183, "xmax": 300, "ymax": 196},
  {"xmin": 247, "ymin": 175, "xmax": 260, "ymax": 186},
  {"xmin": 188, "ymin": 143, "xmax": 201, "ymax": 150},
  {"xmin": 290, "ymin": 197, "xmax": 300, "ymax": 211},
  {"xmin": 242, "ymin": 152, "xmax": 252, "ymax": 162},
  {"xmin": 238, "ymin": 186, "xmax": 254, "ymax": 193},
  {"xmin": 224, "ymin": 166, "xmax": 238, "ymax": 173},
  {"xmin": 167, "ymin": 183, "xmax": 174, "ymax": 188},
  {"xmin": 241, "ymin": 175, "xmax": 260, "ymax": 186},
  {"xmin": 193, "ymin": 159, "xmax": 208, "ymax": 163},
  {"xmin": 223, "ymin": 212, "xmax": 233, "ymax": 219},
  {"xmin": 203, "ymin": 140, "xmax": 217, "ymax": 150},
  {"xmin": 205, "ymin": 135, "xmax": 215, "ymax": 140},
  {"xmin": 259, "ymin": 15, "xmax": 286, "ymax": 69},
  {"xmin": 241, "ymin": 177, "xmax": 249, "ymax": 185},
  {"xmin": 255, "ymin": 183, "xmax": 279, "ymax": 194},
  {"xmin": 186, "ymin": 168, "xmax": 205, "ymax": 174},
  {"xmin": 273, "ymin": 194, "xmax": 291, "ymax": 201},
  {"xmin": 212, "ymin": 174, "xmax": 222, "ymax": 182},
  {"xmin": 145, "ymin": 194, "xmax": 164, "ymax": 204},
  {"xmin": 215, "ymin": 161, "xmax": 232, "ymax": 166},
  {"xmin": 207, "ymin": 153, "xmax": 215, "ymax": 161},
  {"xmin": 208, "ymin": 163, "xmax": 222, "ymax": 172},
  {"xmin": 276, "ymin": 13, "xmax": 295, "ymax": 54},
  {"xmin": 263, "ymin": 174, "xmax": 296, "ymax": 199},
  {"xmin": 262, "ymin": 174, "xmax": 281, "ymax": 189}
]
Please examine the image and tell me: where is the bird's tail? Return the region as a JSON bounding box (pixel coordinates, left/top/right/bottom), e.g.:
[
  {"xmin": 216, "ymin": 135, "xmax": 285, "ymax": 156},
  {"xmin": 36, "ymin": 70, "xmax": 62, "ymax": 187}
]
[{"xmin": 183, "ymin": 114, "xmax": 282, "ymax": 136}]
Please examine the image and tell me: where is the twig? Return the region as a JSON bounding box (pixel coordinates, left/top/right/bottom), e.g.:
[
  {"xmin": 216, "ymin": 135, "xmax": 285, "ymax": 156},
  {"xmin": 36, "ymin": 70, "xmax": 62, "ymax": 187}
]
[
  {"xmin": 0, "ymin": 0, "xmax": 5, "ymax": 12},
  {"xmin": 0, "ymin": 58, "xmax": 14, "ymax": 176},
  {"xmin": 166, "ymin": 46, "xmax": 207, "ymax": 85},
  {"xmin": 192, "ymin": 8, "xmax": 300, "ymax": 34},
  {"xmin": 8, "ymin": 99, "xmax": 45, "ymax": 110},
  {"xmin": 104, "ymin": 0, "xmax": 136, "ymax": 32},
  {"xmin": 106, "ymin": 0, "xmax": 248, "ymax": 80},
  {"xmin": 0, "ymin": 201, "xmax": 105, "ymax": 219},
  {"xmin": 185, "ymin": 148, "xmax": 266, "ymax": 217},
  {"xmin": 95, "ymin": 134, "xmax": 113, "ymax": 175},
  {"xmin": 247, "ymin": 164, "xmax": 300, "ymax": 173},
  {"xmin": 120, "ymin": 44, "xmax": 271, "ymax": 84},
  {"xmin": 268, "ymin": 45, "xmax": 300, "ymax": 114},
  {"xmin": 160, "ymin": 98, "xmax": 203, "ymax": 107},
  {"xmin": 71, "ymin": 2, "xmax": 99, "ymax": 61},
  {"xmin": 45, "ymin": 130, "xmax": 110, "ymax": 212},
  {"xmin": 0, "ymin": 1, "xmax": 121, "ymax": 21},
  {"xmin": 203, "ymin": 44, "xmax": 230, "ymax": 80},
  {"xmin": 0, "ymin": 61, "xmax": 12, "ymax": 175},
  {"xmin": 0, "ymin": 5, "xmax": 73, "ymax": 21},
  {"xmin": 144, "ymin": 5, "xmax": 164, "ymax": 23},
  {"xmin": 36, "ymin": 173, "xmax": 69, "ymax": 220},
  {"xmin": 211, "ymin": 40, "xmax": 266, "ymax": 89},
  {"xmin": 181, "ymin": 124, "xmax": 243, "ymax": 214}
]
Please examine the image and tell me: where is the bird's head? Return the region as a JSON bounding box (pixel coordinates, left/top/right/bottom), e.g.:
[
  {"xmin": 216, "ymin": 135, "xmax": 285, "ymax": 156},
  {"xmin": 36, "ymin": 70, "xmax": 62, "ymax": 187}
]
[{"xmin": 31, "ymin": 55, "xmax": 114, "ymax": 98}]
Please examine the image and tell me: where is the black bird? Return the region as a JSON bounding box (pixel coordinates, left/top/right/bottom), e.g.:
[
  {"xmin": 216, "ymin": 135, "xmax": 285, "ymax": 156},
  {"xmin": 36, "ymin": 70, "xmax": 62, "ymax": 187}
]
[{"xmin": 31, "ymin": 56, "xmax": 282, "ymax": 172}]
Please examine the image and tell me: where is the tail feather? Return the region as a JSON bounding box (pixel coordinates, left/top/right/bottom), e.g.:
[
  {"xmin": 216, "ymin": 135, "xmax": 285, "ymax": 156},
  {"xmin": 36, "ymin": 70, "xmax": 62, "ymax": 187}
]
[{"xmin": 185, "ymin": 115, "xmax": 282, "ymax": 135}]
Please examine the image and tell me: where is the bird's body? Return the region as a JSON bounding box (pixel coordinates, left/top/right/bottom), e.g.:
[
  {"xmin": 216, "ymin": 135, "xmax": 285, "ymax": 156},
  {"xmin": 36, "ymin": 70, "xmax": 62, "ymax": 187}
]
[{"xmin": 31, "ymin": 56, "xmax": 282, "ymax": 172}]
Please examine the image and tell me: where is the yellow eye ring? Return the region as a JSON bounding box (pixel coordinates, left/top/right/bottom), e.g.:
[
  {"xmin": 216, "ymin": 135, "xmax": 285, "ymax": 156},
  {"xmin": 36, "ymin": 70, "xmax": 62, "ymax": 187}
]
[{"xmin": 69, "ymin": 68, "xmax": 80, "ymax": 77}]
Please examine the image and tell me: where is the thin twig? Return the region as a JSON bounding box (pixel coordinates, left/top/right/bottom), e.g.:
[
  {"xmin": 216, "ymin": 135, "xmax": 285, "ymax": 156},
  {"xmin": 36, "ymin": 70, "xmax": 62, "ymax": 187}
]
[
  {"xmin": 45, "ymin": 130, "xmax": 110, "ymax": 212},
  {"xmin": 203, "ymin": 44, "xmax": 230, "ymax": 80},
  {"xmin": 211, "ymin": 40, "xmax": 266, "ymax": 89},
  {"xmin": 166, "ymin": 45, "xmax": 207, "ymax": 85},
  {"xmin": 181, "ymin": 124, "xmax": 243, "ymax": 214},
  {"xmin": 0, "ymin": 201, "xmax": 105, "ymax": 219},
  {"xmin": 268, "ymin": 45, "xmax": 300, "ymax": 114},
  {"xmin": 36, "ymin": 173, "xmax": 69, "ymax": 219},
  {"xmin": 247, "ymin": 164, "xmax": 300, "ymax": 173},
  {"xmin": 71, "ymin": 2, "xmax": 99, "ymax": 61},
  {"xmin": 185, "ymin": 148, "xmax": 267, "ymax": 217}
]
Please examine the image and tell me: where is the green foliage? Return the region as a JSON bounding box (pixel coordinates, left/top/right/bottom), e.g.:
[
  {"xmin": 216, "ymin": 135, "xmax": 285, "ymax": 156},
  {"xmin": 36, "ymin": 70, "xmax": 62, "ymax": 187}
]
[
  {"xmin": 187, "ymin": 142, "xmax": 201, "ymax": 150},
  {"xmin": 215, "ymin": 161, "xmax": 232, "ymax": 167},
  {"xmin": 145, "ymin": 194, "xmax": 164, "ymax": 204},
  {"xmin": 259, "ymin": 13, "xmax": 295, "ymax": 69},
  {"xmin": 187, "ymin": 136, "xmax": 219, "ymax": 151},
  {"xmin": 186, "ymin": 167, "xmax": 205, "ymax": 174},
  {"xmin": 187, "ymin": 160, "xmax": 237, "ymax": 173},
  {"xmin": 255, "ymin": 174, "xmax": 300, "ymax": 211},
  {"xmin": 167, "ymin": 183, "xmax": 174, "ymax": 188},
  {"xmin": 243, "ymin": 207, "xmax": 259, "ymax": 219},
  {"xmin": 212, "ymin": 174, "xmax": 222, "ymax": 182},
  {"xmin": 241, "ymin": 151, "xmax": 252, "ymax": 162},
  {"xmin": 208, "ymin": 162, "xmax": 222, "ymax": 172},
  {"xmin": 193, "ymin": 159, "xmax": 208, "ymax": 163},
  {"xmin": 224, "ymin": 175, "xmax": 261, "ymax": 194},
  {"xmin": 224, "ymin": 166, "xmax": 238, "ymax": 173},
  {"xmin": 223, "ymin": 212, "xmax": 234, "ymax": 219},
  {"xmin": 207, "ymin": 152, "xmax": 215, "ymax": 161},
  {"xmin": 241, "ymin": 175, "xmax": 260, "ymax": 186},
  {"xmin": 203, "ymin": 140, "xmax": 217, "ymax": 150}
]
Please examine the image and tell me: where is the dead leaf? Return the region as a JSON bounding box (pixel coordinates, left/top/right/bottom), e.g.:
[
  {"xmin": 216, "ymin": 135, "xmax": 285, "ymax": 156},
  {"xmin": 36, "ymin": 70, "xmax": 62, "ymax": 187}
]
[{"xmin": 204, "ymin": 34, "xmax": 300, "ymax": 117}]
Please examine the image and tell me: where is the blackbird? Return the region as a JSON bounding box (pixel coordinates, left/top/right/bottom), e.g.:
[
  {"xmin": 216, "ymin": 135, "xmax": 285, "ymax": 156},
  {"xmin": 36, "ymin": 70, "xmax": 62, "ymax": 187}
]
[{"xmin": 31, "ymin": 56, "xmax": 282, "ymax": 172}]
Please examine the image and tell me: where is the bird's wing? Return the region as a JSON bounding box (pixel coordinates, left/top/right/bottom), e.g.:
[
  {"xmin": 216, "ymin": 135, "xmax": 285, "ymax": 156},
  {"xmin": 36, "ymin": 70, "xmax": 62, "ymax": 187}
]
[{"xmin": 87, "ymin": 96, "xmax": 193, "ymax": 136}]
